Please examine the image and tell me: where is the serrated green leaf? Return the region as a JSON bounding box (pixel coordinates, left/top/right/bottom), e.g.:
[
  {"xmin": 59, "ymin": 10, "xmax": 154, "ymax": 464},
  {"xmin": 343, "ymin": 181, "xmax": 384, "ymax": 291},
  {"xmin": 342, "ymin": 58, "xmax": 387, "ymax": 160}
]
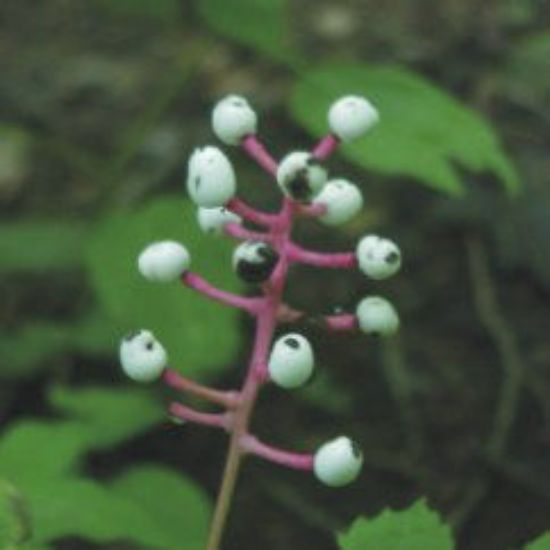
[
  {"xmin": 291, "ymin": 64, "xmax": 520, "ymax": 196},
  {"xmin": 0, "ymin": 220, "xmax": 88, "ymax": 272},
  {"xmin": 338, "ymin": 500, "xmax": 453, "ymax": 550},
  {"xmin": 49, "ymin": 385, "xmax": 164, "ymax": 449},
  {"xmin": 526, "ymin": 533, "xmax": 550, "ymax": 550},
  {"xmin": 0, "ymin": 479, "xmax": 31, "ymax": 549},
  {"xmin": 195, "ymin": 0, "xmax": 297, "ymax": 62},
  {"xmin": 111, "ymin": 465, "xmax": 211, "ymax": 549},
  {"xmin": 86, "ymin": 197, "xmax": 243, "ymax": 379}
]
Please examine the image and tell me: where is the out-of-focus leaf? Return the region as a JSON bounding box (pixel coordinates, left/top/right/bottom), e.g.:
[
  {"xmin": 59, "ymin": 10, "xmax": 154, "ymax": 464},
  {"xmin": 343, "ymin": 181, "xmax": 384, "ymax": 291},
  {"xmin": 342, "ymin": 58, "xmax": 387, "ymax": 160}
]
[
  {"xmin": 502, "ymin": 32, "xmax": 550, "ymax": 106},
  {"xmin": 0, "ymin": 220, "xmax": 88, "ymax": 272},
  {"xmin": 0, "ymin": 479, "xmax": 31, "ymax": 549},
  {"xmin": 111, "ymin": 466, "xmax": 211, "ymax": 548},
  {"xmin": 299, "ymin": 370, "xmax": 354, "ymax": 415},
  {"xmin": 0, "ymin": 310, "xmax": 116, "ymax": 379},
  {"xmin": 0, "ymin": 400, "xmax": 210, "ymax": 548},
  {"xmin": 86, "ymin": 197, "xmax": 243, "ymax": 378},
  {"xmin": 96, "ymin": 0, "xmax": 180, "ymax": 22},
  {"xmin": 195, "ymin": 0, "xmax": 298, "ymax": 62},
  {"xmin": 527, "ymin": 533, "xmax": 550, "ymax": 549},
  {"xmin": 49, "ymin": 385, "xmax": 164, "ymax": 449},
  {"xmin": 338, "ymin": 500, "xmax": 453, "ymax": 550},
  {"xmin": 0, "ymin": 323, "xmax": 67, "ymax": 377},
  {"xmin": 0, "ymin": 422, "xmax": 89, "ymax": 484},
  {"xmin": 291, "ymin": 64, "xmax": 520, "ymax": 195}
]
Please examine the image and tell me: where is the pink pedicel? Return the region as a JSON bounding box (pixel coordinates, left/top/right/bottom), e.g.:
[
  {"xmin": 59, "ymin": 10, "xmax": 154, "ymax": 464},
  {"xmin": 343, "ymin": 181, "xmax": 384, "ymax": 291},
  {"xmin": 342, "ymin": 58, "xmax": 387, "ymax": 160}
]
[
  {"xmin": 241, "ymin": 134, "xmax": 279, "ymax": 176},
  {"xmin": 312, "ymin": 133, "xmax": 340, "ymax": 160},
  {"xmin": 156, "ymin": 105, "xmax": 376, "ymax": 550}
]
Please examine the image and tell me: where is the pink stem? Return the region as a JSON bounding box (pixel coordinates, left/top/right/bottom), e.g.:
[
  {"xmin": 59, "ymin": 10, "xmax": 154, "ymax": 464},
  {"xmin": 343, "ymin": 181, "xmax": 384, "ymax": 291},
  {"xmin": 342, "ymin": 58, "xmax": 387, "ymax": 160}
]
[
  {"xmin": 163, "ymin": 369, "xmax": 240, "ymax": 409},
  {"xmin": 240, "ymin": 434, "xmax": 314, "ymax": 471},
  {"xmin": 182, "ymin": 272, "xmax": 262, "ymax": 314},
  {"xmin": 223, "ymin": 222, "xmax": 272, "ymax": 243},
  {"xmin": 169, "ymin": 402, "xmax": 232, "ymax": 431},
  {"xmin": 324, "ymin": 313, "xmax": 358, "ymax": 331},
  {"xmin": 227, "ymin": 197, "xmax": 277, "ymax": 227},
  {"xmin": 241, "ymin": 134, "xmax": 279, "ymax": 176},
  {"xmin": 294, "ymin": 202, "xmax": 327, "ymax": 218},
  {"xmin": 287, "ymin": 243, "xmax": 357, "ymax": 269},
  {"xmin": 312, "ymin": 134, "xmax": 340, "ymax": 160}
]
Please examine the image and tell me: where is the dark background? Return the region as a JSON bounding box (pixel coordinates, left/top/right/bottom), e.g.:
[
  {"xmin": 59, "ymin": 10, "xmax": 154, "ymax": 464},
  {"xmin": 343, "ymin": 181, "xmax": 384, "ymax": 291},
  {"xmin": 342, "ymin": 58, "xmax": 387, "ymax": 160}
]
[{"xmin": 1, "ymin": 1, "xmax": 550, "ymax": 549}]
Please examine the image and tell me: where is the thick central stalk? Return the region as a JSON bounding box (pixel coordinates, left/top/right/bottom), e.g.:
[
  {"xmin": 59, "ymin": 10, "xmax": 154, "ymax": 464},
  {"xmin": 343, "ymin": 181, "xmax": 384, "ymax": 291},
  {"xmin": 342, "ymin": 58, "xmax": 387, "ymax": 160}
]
[{"xmin": 205, "ymin": 201, "xmax": 293, "ymax": 550}]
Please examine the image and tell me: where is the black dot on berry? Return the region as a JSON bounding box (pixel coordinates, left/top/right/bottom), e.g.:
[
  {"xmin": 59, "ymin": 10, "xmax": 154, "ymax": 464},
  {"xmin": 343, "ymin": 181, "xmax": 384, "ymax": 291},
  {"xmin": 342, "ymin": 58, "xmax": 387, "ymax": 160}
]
[
  {"xmin": 194, "ymin": 176, "xmax": 201, "ymax": 190},
  {"xmin": 284, "ymin": 337, "xmax": 300, "ymax": 349},
  {"xmin": 385, "ymin": 251, "xmax": 400, "ymax": 264},
  {"xmin": 145, "ymin": 341, "xmax": 154, "ymax": 351}
]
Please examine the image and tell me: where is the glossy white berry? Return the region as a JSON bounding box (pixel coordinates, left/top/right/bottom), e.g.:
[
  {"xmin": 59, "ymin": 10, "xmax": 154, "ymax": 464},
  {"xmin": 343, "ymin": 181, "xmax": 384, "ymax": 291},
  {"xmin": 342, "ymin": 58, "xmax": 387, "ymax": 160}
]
[
  {"xmin": 268, "ymin": 333, "xmax": 314, "ymax": 389},
  {"xmin": 356, "ymin": 235, "xmax": 401, "ymax": 279},
  {"xmin": 314, "ymin": 436, "xmax": 363, "ymax": 487},
  {"xmin": 328, "ymin": 95, "xmax": 379, "ymax": 142},
  {"xmin": 356, "ymin": 296, "xmax": 399, "ymax": 336},
  {"xmin": 313, "ymin": 178, "xmax": 363, "ymax": 226},
  {"xmin": 232, "ymin": 240, "xmax": 279, "ymax": 284},
  {"xmin": 212, "ymin": 95, "xmax": 258, "ymax": 145},
  {"xmin": 197, "ymin": 207, "xmax": 241, "ymax": 235},
  {"xmin": 119, "ymin": 330, "xmax": 167, "ymax": 382},
  {"xmin": 276, "ymin": 151, "xmax": 327, "ymax": 203},
  {"xmin": 138, "ymin": 241, "xmax": 190, "ymax": 283},
  {"xmin": 186, "ymin": 146, "xmax": 236, "ymax": 207}
]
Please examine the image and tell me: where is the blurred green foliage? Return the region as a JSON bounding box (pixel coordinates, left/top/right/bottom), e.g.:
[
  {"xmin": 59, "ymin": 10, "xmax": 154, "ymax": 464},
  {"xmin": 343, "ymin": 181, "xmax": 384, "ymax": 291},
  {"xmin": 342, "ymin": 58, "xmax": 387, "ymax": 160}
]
[
  {"xmin": 0, "ymin": 386, "xmax": 210, "ymax": 549},
  {"xmin": 86, "ymin": 197, "xmax": 244, "ymax": 378},
  {"xmin": 0, "ymin": 479, "xmax": 30, "ymax": 550},
  {"xmin": 291, "ymin": 64, "xmax": 519, "ymax": 195}
]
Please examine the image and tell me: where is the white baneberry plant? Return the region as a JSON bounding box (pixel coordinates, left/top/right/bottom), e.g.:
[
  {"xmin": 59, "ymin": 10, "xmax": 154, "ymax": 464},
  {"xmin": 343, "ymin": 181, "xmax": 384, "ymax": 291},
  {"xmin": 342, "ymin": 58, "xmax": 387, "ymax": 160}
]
[{"xmin": 119, "ymin": 94, "xmax": 401, "ymax": 549}]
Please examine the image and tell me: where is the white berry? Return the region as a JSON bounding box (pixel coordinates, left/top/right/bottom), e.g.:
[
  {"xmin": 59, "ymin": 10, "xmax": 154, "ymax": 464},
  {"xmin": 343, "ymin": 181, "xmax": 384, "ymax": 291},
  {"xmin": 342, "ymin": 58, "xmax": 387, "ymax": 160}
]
[
  {"xmin": 138, "ymin": 241, "xmax": 190, "ymax": 283},
  {"xmin": 356, "ymin": 296, "xmax": 399, "ymax": 336},
  {"xmin": 268, "ymin": 333, "xmax": 314, "ymax": 389},
  {"xmin": 186, "ymin": 146, "xmax": 236, "ymax": 207},
  {"xmin": 356, "ymin": 235, "xmax": 401, "ymax": 279},
  {"xmin": 276, "ymin": 151, "xmax": 327, "ymax": 203},
  {"xmin": 197, "ymin": 207, "xmax": 241, "ymax": 235},
  {"xmin": 232, "ymin": 240, "xmax": 279, "ymax": 284},
  {"xmin": 328, "ymin": 95, "xmax": 379, "ymax": 142},
  {"xmin": 314, "ymin": 436, "xmax": 363, "ymax": 487},
  {"xmin": 313, "ymin": 178, "xmax": 363, "ymax": 226},
  {"xmin": 212, "ymin": 95, "xmax": 258, "ymax": 145},
  {"xmin": 119, "ymin": 330, "xmax": 167, "ymax": 382}
]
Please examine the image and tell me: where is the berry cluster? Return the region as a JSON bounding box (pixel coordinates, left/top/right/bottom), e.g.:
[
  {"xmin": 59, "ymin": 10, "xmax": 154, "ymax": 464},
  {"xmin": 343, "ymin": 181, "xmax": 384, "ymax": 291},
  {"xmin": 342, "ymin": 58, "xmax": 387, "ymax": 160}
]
[{"xmin": 119, "ymin": 94, "xmax": 401, "ymax": 546}]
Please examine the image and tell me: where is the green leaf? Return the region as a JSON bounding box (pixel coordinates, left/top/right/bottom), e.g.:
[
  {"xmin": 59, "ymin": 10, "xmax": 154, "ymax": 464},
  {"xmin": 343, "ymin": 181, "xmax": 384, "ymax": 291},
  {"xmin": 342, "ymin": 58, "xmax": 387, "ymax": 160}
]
[
  {"xmin": 291, "ymin": 64, "xmax": 520, "ymax": 196},
  {"xmin": 0, "ymin": 479, "xmax": 31, "ymax": 549},
  {"xmin": 0, "ymin": 220, "xmax": 88, "ymax": 272},
  {"xmin": 526, "ymin": 533, "xmax": 550, "ymax": 550},
  {"xmin": 86, "ymin": 197, "xmax": 244, "ymax": 379},
  {"xmin": 49, "ymin": 385, "xmax": 164, "ymax": 449},
  {"xmin": 0, "ymin": 311, "xmax": 117, "ymax": 379},
  {"xmin": 0, "ymin": 422, "xmax": 89, "ymax": 484},
  {"xmin": 0, "ymin": 403, "xmax": 210, "ymax": 548},
  {"xmin": 338, "ymin": 500, "xmax": 453, "ymax": 550},
  {"xmin": 195, "ymin": 0, "xmax": 297, "ymax": 62},
  {"xmin": 0, "ymin": 323, "xmax": 68, "ymax": 378},
  {"xmin": 111, "ymin": 465, "xmax": 211, "ymax": 549}
]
